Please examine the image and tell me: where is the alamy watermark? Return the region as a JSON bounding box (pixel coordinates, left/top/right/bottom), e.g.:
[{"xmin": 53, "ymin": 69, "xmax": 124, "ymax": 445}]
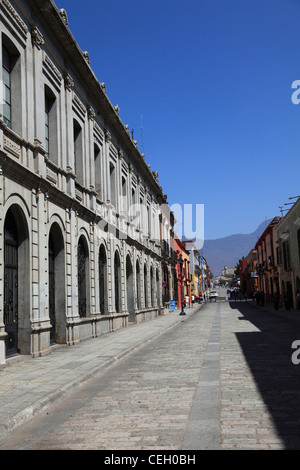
[
  {"xmin": 98, "ymin": 200, "xmax": 204, "ymax": 249},
  {"xmin": 291, "ymin": 340, "xmax": 300, "ymax": 364},
  {"xmin": 0, "ymin": 80, "xmax": 204, "ymax": 246},
  {"xmin": 291, "ymin": 80, "xmax": 300, "ymax": 104}
]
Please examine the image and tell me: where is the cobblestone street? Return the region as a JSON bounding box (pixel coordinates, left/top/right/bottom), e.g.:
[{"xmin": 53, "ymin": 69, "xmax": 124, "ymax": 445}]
[
  {"xmin": 220, "ymin": 300, "xmax": 300, "ymax": 449},
  {"xmin": 1, "ymin": 299, "xmax": 300, "ymax": 450}
]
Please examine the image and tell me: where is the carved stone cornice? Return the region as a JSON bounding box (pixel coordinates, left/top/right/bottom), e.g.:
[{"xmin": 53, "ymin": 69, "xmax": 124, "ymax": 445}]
[
  {"xmin": 83, "ymin": 51, "xmax": 90, "ymax": 64},
  {"xmin": 152, "ymin": 171, "xmax": 159, "ymax": 182},
  {"xmin": 105, "ymin": 130, "xmax": 111, "ymax": 143},
  {"xmin": 59, "ymin": 8, "xmax": 68, "ymax": 26},
  {"xmin": 64, "ymin": 74, "xmax": 74, "ymax": 91},
  {"xmin": 87, "ymin": 106, "xmax": 95, "ymax": 120},
  {"xmin": 31, "ymin": 26, "xmax": 44, "ymax": 49}
]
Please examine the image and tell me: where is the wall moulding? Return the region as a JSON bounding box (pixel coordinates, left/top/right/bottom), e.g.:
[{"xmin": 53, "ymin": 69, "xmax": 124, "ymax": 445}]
[{"xmin": 1, "ymin": 0, "xmax": 28, "ymax": 38}]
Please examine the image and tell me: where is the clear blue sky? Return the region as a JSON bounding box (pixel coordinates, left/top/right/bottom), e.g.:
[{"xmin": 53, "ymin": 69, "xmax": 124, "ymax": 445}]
[{"xmin": 56, "ymin": 0, "xmax": 300, "ymax": 241}]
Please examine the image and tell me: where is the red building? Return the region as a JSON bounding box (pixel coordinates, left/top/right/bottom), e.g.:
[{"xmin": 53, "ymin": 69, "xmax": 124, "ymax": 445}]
[
  {"xmin": 255, "ymin": 217, "xmax": 281, "ymax": 302},
  {"xmin": 174, "ymin": 238, "xmax": 191, "ymax": 308},
  {"xmin": 238, "ymin": 250, "xmax": 258, "ymax": 296}
]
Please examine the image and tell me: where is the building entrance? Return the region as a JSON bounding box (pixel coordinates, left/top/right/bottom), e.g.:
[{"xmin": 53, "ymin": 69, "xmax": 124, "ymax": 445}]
[{"xmin": 4, "ymin": 210, "xmax": 18, "ymax": 357}]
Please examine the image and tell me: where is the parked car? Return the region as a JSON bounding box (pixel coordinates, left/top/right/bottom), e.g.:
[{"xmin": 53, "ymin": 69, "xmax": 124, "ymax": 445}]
[{"xmin": 209, "ymin": 290, "xmax": 218, "ymax": 299}]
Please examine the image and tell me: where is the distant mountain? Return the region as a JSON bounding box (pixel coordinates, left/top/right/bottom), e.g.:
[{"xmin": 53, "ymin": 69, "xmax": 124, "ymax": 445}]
[{"xmin": 198, "ymin": 219, "xmax": 272, "ymax": 277}]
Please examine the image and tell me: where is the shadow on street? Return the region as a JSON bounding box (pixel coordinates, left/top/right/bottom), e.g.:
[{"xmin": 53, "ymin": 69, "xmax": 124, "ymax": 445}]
[{"xmin": 228, "ymin": 300, "xmax": 300, "ymax": 449}]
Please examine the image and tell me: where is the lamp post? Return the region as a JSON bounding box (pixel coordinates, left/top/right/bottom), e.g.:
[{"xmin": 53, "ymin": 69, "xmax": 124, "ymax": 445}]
[{"xmin": 178, "ymin": 255, "xmax": 186, "ymax": 316}]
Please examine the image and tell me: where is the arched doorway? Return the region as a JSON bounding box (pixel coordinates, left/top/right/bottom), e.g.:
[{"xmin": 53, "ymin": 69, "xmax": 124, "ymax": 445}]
[
  {"xmin": 99, "ymin": 244, "xmax": 107, "ymax": 314},
  {"xmin": 4, "ymin": 210, "xmax": 18, "ymax": 357},
  {"xmin": 136, "ymin": 261, "xmax": 141, "ymax": 309},
  {"xmin": 126, "ymin": 255, "xmax": 135, "ymax": 322},
  {"xmin": 150, "ymin": 266, "xmax": 154, "ymax": 307},
  {"xmin": 3, "ymin": 206, "xmax": 29, "ymax": 357},
  {"xmin": 156, "ymin": 269, "xmax": 160, "ymax": 308},
  {"xmin": 114, "ymin": 251, "xmax": 121, "ymax": 313},
  {"xmin": 78, "ymin": 236, "xmax": 89, "ymax": 318},
  {"xmin": 144, "ymin": 264, "xmax": 148, "ymax": 308},
  {"xmin": 48, "ymin": 223, "xmax": 65, "ymax": 344}
]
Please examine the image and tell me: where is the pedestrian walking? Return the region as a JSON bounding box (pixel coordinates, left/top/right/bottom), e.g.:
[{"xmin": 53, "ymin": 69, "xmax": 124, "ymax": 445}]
[
  {"xmin": 185, "ymin": 295, "xmax": 190, "ymax": 308},
  {"xmin": 191, "ymin": 295, "xmax": 195, "ymax": 307}
]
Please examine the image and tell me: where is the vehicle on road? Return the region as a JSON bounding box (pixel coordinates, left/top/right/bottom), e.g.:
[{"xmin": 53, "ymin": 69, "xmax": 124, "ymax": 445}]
[{"xmin": 209, "ymin": 290, "xmax": 218, "ymax": 300}]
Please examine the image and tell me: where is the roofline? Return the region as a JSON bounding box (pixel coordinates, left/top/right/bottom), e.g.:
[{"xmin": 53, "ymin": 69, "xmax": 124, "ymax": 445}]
[{"xmin": 23, "ymin": 0, "xmax": 164, "ymax": 198}]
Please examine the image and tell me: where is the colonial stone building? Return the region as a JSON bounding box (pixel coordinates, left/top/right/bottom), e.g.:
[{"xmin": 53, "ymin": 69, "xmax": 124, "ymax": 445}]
[
  {"xmin": 0, "ymin": 0, "xmax": 174, "ymax": 364},
  {"xmin": 275, "ymin": 200, "xmax": 300, "ymax": 308}
]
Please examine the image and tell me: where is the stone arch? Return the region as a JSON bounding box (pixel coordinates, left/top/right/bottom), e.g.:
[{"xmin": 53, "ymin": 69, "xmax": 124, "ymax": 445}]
[
  {"xmin": 150, "ymin": 264, "xmax": 154, "ymax": 307},
  {"xmin": 77, "ymin": 235, "xmax": 90, "ymax": 318},
  {"xmin": 3, "ymin": 204, "xmax": 30, "ymax": 357},
  {"xmin": 156, "ymin": 267, "xmax": 160, "ymax": 308},
  {"xmin": 99, "ymin": 243, "xmax": 108, "ymax": 315},
  {"xmin": 114, "ymin": 250, "xmax": 121, "ymax": 313},
  {"xmin": 136, "ymin": 258, "xmax": 141, "ymax": 309},
  {"xmin": 144, "ymin": 262, "xmax": 148, "ymax": 308},
  {"xmin": 48, "ymin": 221, "xmax": 66, "ymax": 344},
  {"xmin": 126, "ymin": 254, "xmax": 135, "ymax": 322}
]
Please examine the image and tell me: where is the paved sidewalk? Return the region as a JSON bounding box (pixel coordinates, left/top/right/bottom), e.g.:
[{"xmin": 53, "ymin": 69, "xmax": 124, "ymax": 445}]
[{"xmin": 0, "ymin": 303, "xmax": 202, "ymax": 444}]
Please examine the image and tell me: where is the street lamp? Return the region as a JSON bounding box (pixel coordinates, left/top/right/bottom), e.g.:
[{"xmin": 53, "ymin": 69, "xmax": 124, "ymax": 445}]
[{"xmin": 178, "ymin": 255, "xmax": 186, "ymax": 316}]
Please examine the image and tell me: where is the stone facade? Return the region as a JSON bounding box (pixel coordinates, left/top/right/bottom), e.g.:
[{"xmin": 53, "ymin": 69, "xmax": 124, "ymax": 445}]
[
  {"xmin": 275, "ymin": 200, "xmax": 300, "ymax": 308},
  {"xmin": 0, "ymin": 0, "xmax": 174, "ymax": 363}
]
